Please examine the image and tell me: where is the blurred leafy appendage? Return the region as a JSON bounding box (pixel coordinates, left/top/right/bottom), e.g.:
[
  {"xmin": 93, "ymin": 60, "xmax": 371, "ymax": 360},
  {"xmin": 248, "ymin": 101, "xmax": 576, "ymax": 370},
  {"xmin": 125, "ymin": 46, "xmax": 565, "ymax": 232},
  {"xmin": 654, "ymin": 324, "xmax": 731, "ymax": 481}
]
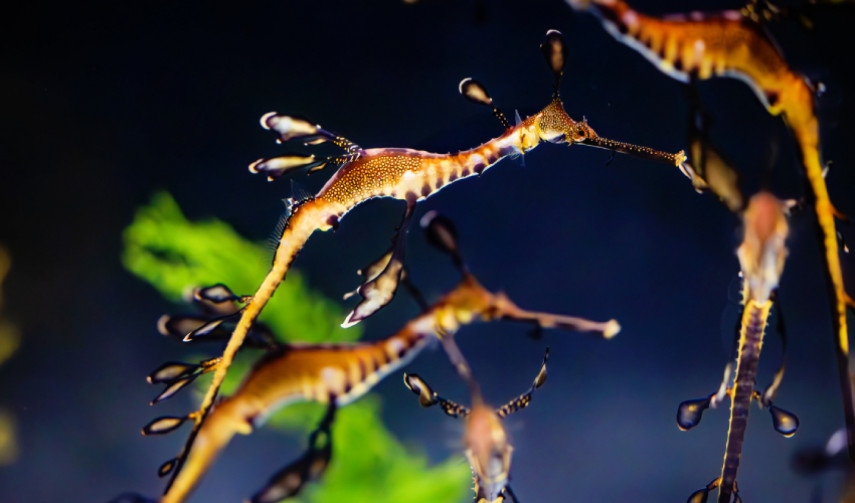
[
  {"xmin": 0, "ymin": 246, "xmax": 20, "ymax": 465},
  {"xmin": 122, "ymin": 192, "xmax": 469, "ymax": 503}
]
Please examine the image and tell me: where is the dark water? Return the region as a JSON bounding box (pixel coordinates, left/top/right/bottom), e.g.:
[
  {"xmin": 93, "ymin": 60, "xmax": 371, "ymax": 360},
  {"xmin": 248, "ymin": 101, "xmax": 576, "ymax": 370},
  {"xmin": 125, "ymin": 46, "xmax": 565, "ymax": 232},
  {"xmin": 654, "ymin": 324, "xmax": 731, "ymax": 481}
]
[{"xmin": 1, "ymin": 1, "xmax": 854, "ymax": 502}]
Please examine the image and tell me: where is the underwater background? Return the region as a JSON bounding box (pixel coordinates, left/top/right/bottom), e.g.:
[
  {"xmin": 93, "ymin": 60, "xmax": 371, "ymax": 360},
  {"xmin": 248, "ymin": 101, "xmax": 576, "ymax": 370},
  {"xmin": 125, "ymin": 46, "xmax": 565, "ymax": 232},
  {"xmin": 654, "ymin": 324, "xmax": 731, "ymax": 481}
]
[{"xmin": 2, "ymin": 0, "xmax": 855, "ymax": 501}]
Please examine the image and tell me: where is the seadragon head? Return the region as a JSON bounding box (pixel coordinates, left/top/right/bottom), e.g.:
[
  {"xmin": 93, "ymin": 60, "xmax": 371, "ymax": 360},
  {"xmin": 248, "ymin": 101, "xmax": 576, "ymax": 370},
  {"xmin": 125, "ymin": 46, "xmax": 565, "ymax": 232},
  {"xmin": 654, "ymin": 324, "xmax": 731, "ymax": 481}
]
[
  {"xmin": 737, "ymin": 191, "xmax": 788, "ymax": 302},
  {"xmin": 527, "ymin": 97, "xmax": 686, "ymax": 166},
  {"xmin": 530, "ymin": 98, "xmax": 597, "ymax": 146},
  {"xmin": 525, "ymin": 29, "xmax": 685, "ymax": 166}
]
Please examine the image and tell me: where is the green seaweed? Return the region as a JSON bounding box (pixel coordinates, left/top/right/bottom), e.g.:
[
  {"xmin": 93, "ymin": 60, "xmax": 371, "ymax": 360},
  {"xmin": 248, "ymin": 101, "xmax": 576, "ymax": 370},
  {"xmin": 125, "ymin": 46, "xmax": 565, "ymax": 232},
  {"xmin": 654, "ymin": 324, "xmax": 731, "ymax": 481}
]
[{"xmin": 122, "ymin": 192, "xmax": 470, "ymax": 503}]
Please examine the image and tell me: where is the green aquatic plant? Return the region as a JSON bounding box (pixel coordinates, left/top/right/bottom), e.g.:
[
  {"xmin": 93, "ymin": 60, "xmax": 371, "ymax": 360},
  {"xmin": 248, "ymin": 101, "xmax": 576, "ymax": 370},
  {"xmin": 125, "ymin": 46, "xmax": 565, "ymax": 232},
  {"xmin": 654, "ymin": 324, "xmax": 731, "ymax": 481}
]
[
  {"xmin": 122, "ymin": 191, "xmax": 352, "ymax": 345},
  {"xmin": 122, "ymin": 191, "xmax": 470, "ymax": 503}
]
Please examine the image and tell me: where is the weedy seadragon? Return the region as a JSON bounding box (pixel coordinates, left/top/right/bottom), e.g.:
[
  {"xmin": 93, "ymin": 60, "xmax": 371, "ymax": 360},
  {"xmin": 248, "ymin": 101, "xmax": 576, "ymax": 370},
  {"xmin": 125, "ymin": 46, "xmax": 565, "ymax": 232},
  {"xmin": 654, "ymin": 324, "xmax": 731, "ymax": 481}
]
[
  {"xmin": 162, "ymin": 27, "xmax": 686, "ymax": 501},
  {"xmin": 568, "ymin": 0, "xmax": 855, "ymax": 459},
  {"xmin": 404, "ymin": 333, "xmax": 550, "ymax": 503},
  {"xmin": 134, "ymin": 212, "xmax": 619, "ymax": 503},
  {"xmin": 677, "ymin": 192, "xmax": 800, "ymax": 503}
]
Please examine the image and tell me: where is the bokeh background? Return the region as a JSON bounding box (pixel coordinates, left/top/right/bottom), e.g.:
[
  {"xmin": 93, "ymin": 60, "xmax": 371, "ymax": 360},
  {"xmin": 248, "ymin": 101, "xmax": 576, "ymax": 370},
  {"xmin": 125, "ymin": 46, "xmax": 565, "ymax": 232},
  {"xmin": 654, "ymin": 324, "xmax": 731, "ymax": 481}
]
[{"xmin": 2, "ymin": 0, "xmax": 855, "ymax": 501}]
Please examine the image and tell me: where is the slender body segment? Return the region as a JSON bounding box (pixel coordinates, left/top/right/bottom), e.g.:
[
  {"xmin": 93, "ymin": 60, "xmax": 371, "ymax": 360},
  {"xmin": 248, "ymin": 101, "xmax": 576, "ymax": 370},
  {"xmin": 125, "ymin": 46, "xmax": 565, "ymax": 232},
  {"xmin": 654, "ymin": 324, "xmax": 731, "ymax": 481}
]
[
  {"xmin": 152, "ymin": 268, "xmax": 617, "ymax": 503},
  {"xmin": 189, "ymin": 28, "xmax": 685, "ymax": 484},
  {"xmin": 571, "ymin": 0, "xmax": 854, "ymax": 458},
  {"xmin": 719, "ymin": 192, "xmax": 788, "ymax": 503},
  {"xmin": 718, "ymin": 298, "xmax": 772, "ymax": 503}
]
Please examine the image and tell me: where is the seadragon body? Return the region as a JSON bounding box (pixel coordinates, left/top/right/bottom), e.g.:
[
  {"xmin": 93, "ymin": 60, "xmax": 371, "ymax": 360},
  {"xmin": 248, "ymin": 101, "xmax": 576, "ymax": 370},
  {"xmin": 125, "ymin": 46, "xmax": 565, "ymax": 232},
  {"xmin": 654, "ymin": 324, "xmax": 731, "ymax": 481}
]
[
  {"xmin": 154, "ymin": 268, "xmax": 617, "ymax": 503},
  {"xmin": 720, "ymin": 192, "xmax": 789, "ymax": 502},
  {"xmin": 679, "ymin": 192, "xmax": 798, "ymax": 502},
  {"xmin": 154, "ymin": 29, "xmax": 682, "ymax": 503},
  {"xmin": 196, "ymin": 39, "xmax": 685, "ymax": 452}
]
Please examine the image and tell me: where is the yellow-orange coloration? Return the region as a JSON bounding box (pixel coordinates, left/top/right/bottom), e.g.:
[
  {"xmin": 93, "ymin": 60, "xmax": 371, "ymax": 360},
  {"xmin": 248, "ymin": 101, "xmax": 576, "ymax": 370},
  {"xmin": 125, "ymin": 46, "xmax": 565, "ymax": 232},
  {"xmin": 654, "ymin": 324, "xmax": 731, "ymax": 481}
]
[
  {"xmin": 166, "ymin": 31, "xmax": 684, "ymax": 503},
  {"xmin": 160, "ymin": 272, "xmax": 616, "ymax": 503},
  {"xmin": 190, "ymin": 93, "xmax": 680, "ymax": 476},
  {"xmin": 571, "ymin": 0, "xmax": 853, "ymax": 459},
  {"xmin": 465, "ymin": 404, "xmax": 512, "ymax": 503},
  {"xmin": 698, "ymin": 193, "xmax": 789, "ymax": 503}
]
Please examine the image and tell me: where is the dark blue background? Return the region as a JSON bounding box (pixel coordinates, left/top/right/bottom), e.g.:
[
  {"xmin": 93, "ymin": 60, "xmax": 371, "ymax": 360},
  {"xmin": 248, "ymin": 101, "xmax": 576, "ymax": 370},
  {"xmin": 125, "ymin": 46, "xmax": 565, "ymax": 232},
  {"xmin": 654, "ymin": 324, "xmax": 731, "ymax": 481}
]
[{"xmin": 2, "ymin": 0, "xmax": 854, "ymax": 501}]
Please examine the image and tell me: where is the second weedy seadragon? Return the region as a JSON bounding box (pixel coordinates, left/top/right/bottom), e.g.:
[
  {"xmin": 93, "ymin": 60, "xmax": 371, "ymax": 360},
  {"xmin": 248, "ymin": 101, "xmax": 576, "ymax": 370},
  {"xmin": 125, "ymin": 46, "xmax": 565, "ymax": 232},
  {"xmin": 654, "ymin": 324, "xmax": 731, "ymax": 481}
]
[
  {"xmin": 404, "ymin": 334, "xmax": 550, "ymax": 503},
  {"xmin": 677, "ymin": 192, "xmax": 800, "ymax": 503},
  {"xmin": 568, "ymin": 0, "xmax": 855, "ymax": 457}
]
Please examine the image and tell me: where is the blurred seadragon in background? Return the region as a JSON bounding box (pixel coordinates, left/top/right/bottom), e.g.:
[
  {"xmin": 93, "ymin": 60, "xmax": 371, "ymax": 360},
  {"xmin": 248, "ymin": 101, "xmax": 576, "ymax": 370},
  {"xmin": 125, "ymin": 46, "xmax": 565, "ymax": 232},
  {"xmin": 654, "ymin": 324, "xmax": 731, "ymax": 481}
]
[
  {"xmin": 677, "ymin": 192, "xmax": 800, "ymax": 502},
  {"xmin": 120, "ymin": 196, "xmax": 618, "ymax": 503},
  {"xmin": 404, "ymin": 336, "xmax": 550, "ymax": 503},
  {"xmin": 568, "ymin": 0, "xmax": 855, "ymax": 460},
  {"xmin": 120, "ymin": 193, "xmax": 470, "ymax": 503}
]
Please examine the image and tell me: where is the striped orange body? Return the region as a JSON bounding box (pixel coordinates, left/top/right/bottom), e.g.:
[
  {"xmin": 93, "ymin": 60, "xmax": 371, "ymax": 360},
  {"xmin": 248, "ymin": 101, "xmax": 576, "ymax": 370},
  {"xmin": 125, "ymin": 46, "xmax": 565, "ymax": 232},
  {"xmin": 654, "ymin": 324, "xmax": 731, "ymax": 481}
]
[
  {"xmin": 162, "ymin": 272, "xmax": 580, "ymax": 503},
  {"xmin": 196, "ymin": 95, "xmax": 678, "ymax": 440},
  {"xmin": 569, "ymin": 0, "xmax": 807, "ymax": 110},
  {"xmin": 573, "ymin": 0, "xmax": 853, "ymax": 459}
]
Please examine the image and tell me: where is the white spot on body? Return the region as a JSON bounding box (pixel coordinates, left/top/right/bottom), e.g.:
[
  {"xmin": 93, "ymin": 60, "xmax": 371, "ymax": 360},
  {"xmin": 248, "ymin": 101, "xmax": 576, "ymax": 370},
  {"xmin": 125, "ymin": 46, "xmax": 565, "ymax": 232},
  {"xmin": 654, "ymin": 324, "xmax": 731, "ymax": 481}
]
[
  {"xmin": 723, "ymin": 10, "xmax": 742, "ymax": 21},
  {"xmin": 386, "ymin": 338, "xmax": 405, "ymax": 359},
  {"xmin": 320, "ymin": 366, "xmax": 346, "ymax": 393},
  {"xmin": 621, "ymin": 9, "xmax": 638, "ymax": 28}
]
